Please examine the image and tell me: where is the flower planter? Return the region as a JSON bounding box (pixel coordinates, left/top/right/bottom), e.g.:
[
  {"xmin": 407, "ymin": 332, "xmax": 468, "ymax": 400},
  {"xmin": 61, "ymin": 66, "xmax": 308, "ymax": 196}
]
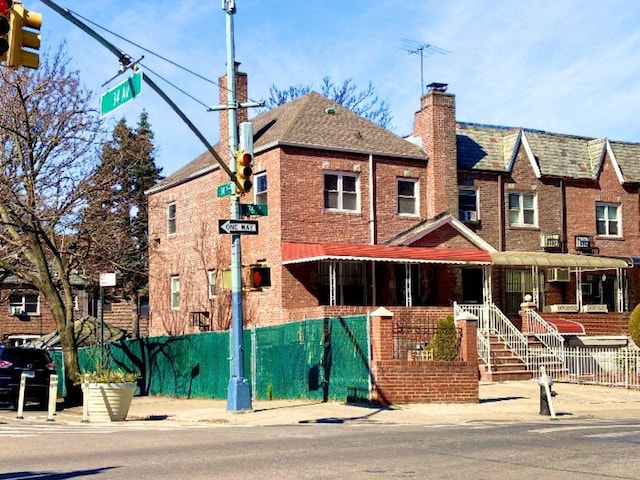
[{"xmin": 84, "ymin": 382, "xmax": 136, "ymax": 422}]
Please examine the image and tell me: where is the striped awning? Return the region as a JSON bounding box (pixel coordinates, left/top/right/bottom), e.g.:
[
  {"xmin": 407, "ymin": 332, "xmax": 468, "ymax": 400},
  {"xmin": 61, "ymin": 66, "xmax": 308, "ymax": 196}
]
[
  {"xmin": 490, "ymin": 251, "xmax": 630, "ymax": 269},
  {"xmin": 282, "ymin": 241, "xmax": 492, "ymax": 266}
]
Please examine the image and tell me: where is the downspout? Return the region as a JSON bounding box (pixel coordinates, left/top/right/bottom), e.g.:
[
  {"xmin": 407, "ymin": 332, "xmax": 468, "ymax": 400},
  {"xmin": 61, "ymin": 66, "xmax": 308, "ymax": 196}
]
[
  {"xmin": 369, "ymin": 154, "xmax": 377, "ymax": 305},
  {"xmin": 498, "ymin": 174, "xmax": 504, "ymax": 251}
]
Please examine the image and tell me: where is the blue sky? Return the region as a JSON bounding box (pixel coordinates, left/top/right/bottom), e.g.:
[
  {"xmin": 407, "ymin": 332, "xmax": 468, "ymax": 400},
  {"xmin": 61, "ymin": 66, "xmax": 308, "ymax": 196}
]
[{"xmin": 38, "ymin": 0, "xmax": 640, "ymax": 176}]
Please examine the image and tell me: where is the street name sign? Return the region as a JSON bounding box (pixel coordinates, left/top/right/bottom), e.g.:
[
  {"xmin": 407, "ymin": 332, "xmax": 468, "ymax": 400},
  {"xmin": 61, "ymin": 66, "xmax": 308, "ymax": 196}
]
[
  {"xmin": 218, "ymin": 219, "xmax": 259, "ymax": 235},
  {"xmin": 101, "ymin": 70, "xmax": 143, "ymax": 117},
  {"xmin": 217, "ymin": 183, "xmax": 233, "ymax": 198},
  {"xmin": 240, "ymin": 203, "xmax": 268, "ymax": 217}
]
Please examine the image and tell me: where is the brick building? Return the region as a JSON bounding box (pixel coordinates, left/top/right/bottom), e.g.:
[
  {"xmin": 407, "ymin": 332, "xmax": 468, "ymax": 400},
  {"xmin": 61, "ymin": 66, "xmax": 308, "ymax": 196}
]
[{"xmin": 146, "ymin": 68, "xmax": 640, "ymax": 341}]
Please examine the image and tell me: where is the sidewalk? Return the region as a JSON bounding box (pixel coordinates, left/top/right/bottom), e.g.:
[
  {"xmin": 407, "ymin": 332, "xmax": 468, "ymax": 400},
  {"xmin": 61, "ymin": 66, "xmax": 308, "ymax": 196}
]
[{"xmin": 47, "ymin": 380, "xmax": 640, "ymax": 426}]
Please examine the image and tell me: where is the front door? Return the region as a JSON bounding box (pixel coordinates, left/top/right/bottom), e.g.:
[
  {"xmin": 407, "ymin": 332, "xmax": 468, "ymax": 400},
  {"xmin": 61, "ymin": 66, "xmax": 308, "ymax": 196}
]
[{"xmin": 462, "ymin": 268, "xmax": 483, "ymax": 304}]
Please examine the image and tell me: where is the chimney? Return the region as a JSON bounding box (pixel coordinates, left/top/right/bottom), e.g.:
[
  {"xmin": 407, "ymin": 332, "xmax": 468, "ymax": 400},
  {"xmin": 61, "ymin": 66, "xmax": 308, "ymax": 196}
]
[
  {"xmin": 218, "ymin": 62, "xmax": 248, "ymax": 157},
  {"xmin": 412, "ymin": 83, "xmax": 458, "ymax": 219}
]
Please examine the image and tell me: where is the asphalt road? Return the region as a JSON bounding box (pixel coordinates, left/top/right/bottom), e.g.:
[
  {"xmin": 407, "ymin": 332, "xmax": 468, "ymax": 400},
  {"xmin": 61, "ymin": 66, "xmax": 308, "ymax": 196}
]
[{"xmin": 2, "ymin": 419, "xmax": 640, "ymax": 479}]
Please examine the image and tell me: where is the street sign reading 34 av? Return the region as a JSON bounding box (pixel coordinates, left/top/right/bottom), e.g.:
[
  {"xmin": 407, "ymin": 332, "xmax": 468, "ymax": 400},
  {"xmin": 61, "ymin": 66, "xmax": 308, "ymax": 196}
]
[{"xmin": 101, "ymin": 70, "xmax": 143, "ymax": 117}]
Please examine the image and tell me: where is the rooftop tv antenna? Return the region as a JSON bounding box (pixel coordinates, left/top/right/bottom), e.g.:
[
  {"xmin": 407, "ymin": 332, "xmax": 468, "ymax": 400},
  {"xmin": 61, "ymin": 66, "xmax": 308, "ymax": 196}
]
[{"xmin": 401, "ymin": 38, "xmax": 451, "ymax": 96}]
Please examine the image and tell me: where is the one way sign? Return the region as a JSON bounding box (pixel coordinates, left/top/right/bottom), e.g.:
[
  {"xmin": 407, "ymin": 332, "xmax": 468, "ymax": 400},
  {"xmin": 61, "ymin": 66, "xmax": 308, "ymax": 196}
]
[{"xmin": 218, "ymin": 219, "xmax": 259, "ymax": 235}]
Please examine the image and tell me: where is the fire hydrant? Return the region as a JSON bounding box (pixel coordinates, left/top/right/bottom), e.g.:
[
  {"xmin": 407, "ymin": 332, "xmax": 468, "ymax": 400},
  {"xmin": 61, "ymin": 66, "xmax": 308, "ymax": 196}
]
[{"xmin": 538, "ymin": 374, "xmax": 558, "ymax": 416}]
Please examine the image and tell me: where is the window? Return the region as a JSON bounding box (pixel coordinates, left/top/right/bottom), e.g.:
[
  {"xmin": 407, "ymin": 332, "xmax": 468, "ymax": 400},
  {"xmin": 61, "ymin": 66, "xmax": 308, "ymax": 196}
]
[
  {"xmin": 9, "ymin": 293, "xmax": 39, "ymax": 316},
  {"xmin": 458, "ymin": 188, "xmax": 478, "ymax": 222},
  {"xmin": 170, "ymin": 275, "xmax": 180, "ymax": 310},
  {"xmin": 324, "ymin": 173, "xmax": 358, "ymax": 212},
  {"xmin": 207, "ymin": 270, "xmax": 216, "ymax": 299},
  {"xmin": 397, "ymin": 179, "xmax": 418, "ymax": 215},
  {"xmin": 596, "ymin": 203, "xmax": 621, "ymax": 237},
  {"xmin": 508, "ymin": 192, "xmax": 537, "ymax": 226},
  {"xmin": 254, "ymin": 173, "xmax": 267, "ymax": 206},
  {"xmin": 505, "ymin": 269, "xmax": 534, "ymax": 314},
  {"xmin": 318, "ymin": 261, "xmax": 366, "ymax": 305},
  {"xmin": 167, "ymin": 202, "xmax": 176, "ymax": 235}
]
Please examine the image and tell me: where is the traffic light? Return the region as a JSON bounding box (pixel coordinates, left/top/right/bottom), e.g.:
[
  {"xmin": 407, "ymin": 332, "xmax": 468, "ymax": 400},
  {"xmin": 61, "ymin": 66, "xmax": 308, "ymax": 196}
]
[
  {"xmin": 6, "ymin": 1, "xmax": 41, "ymax": 69},
  {"xmin": 235, "ymin": 149, "xmax": 252, "ymax": 193},
  {"xmin": 250, "ymin": 266, "xmax": 271, "ymax": 289},
  {"xmin": 234, "ymin": 121, "xmax": 254, "ymax": 194},
  {"xmin": 0, "ymin": 0, "xmax": 11, "ymax": 64}
]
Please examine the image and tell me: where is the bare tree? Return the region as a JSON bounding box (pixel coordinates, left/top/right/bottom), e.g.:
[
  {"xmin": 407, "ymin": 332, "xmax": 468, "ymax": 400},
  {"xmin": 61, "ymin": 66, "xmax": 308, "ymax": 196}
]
[{"xmin": 0, "ymin": 50, "xmax": 103, "ymax": 404}]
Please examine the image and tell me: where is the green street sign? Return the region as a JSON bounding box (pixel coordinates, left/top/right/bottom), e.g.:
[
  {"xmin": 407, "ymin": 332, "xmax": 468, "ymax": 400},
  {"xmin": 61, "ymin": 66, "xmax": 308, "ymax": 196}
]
[
  {"xmin": 217, "ymin": 183, "xmax": 233, "ymax": 197},
  {"xmin": 241, "ymin": 203, "xmax": 268, "ymax": 217},
  {"xmin": 100, "ymin": 70, "xmax": 143, "ymax": 117}
]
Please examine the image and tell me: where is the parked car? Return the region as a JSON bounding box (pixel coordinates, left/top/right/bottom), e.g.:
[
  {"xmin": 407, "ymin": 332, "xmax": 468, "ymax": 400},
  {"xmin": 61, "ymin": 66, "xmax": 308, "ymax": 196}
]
[{"xmin": 0, "ymin": 347, "xmax": 56, "ymax": 410}]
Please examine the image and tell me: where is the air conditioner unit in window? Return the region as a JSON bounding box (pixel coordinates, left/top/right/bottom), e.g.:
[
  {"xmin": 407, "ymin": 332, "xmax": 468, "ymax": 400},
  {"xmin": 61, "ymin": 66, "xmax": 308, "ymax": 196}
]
[
  {"xmin": 540, "ymin": 233, "xmax": 561, "ymax": 249},
  {"xmin": 10, "ymin": 306, "xmax": 23, "ymax": 315},
  {"xmin": 460, "ymin": 210, "xmax": 477, "ymax": 222},
  {"xmin": 548, "ymin": 268, "xmax": 570, "ymax": 282}
]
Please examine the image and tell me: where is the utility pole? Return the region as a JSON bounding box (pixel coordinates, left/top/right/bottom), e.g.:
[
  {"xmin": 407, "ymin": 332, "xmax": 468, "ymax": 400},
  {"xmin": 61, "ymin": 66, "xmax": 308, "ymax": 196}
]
[{"xmin": 223, "ymin": 0, "xmax": 252, "ymax": 412}]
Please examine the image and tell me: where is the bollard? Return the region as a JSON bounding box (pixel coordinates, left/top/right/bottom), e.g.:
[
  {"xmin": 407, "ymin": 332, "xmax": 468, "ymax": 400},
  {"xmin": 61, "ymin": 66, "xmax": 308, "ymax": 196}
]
[
  {"xmin": 47, "ymin": 374, "xmax": 58, "ymax": 422},
  {"xmin": 16, "ymin": 372, "xmax": 26, "ymax": 419},
  {"xmin": 82, "ymin": 373, "xmax": 89, "ymax": 423}
]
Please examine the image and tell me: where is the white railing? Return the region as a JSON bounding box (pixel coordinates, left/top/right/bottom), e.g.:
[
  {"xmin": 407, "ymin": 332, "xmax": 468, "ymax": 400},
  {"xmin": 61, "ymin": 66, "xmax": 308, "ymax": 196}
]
[
  {"xmin": 556, "ymin": 346, "xmax": 640, "ymax": 389},
  {"xmin": 525, "ymin": 309, "xmax": 566, "ymax": 376},
  {"xmin": 455, "ymin": 302, "xmax": 529, "ymax": 367}
]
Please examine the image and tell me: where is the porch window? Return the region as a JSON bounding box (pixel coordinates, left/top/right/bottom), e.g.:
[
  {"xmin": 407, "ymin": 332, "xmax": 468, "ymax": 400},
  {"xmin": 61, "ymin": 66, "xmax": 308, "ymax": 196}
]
[
  {"xmin": 318, "ymin": 261, "xmax": 366, "ymax": 305},
  {"xmin": 167, "ymin": 202, "xmax": 177, "ymax": 235},
  {"xmin": 324, "ymin": 173, "xmax": 359, "ymax": 212},
  {"xmin": 596, "ymin": 202, "xmax": 621, "ymax": 237},
  {"xmin": 508, "ymin": 192, "xmax": 537, "ymax": 227},
  {"xmin": 254, "ymin": 173, "xmax": 267, "ymax": 206},
  {"xmin": 397, "ymin": 179, "xmax": 418, "ymax": 215},
  {"xmin": 9, "ymin": 293, "xmax": 39, "ymax": 316},
  {"xmin": 505, "ymin": 269, "xmax": 534, "ymax": 314},
  {"xmin": 458, "ymin": 188, "xmax": 479, "ymax": 222},
  {"xmin": 170, "ymin": 275, "xmax": 180, "ymax": 310}
]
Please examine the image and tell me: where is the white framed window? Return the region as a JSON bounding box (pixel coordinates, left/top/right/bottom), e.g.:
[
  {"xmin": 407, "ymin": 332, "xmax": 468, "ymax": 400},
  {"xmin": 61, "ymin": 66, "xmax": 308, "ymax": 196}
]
[
  {"xmin": 170, "ymin": 275, "xmax": 180, "ymax": 310},
  {"xmin": 596, "ymin": 202, "xmax": 621, "ymax": 237},
  {"xmin": 397, "ymin": 178, "xmax": 418, "ymax": 215},
  {"xmin": 207, "ymin": 270, "xmax": 217, "ymax": 299},
  {"xmin": 458, "ymin": 188, "xmax": 479, "ymax": 222},
  {"xmin": 9, "ymin": 293, "xmax": 39, "ymax": 316},
  {"xmin": 167, "ymin": 202, "xmax": 177, "ymax": 235},
  {"xmin": 324, "ymin": 172, "xmax": 359, "ymax": 212},
  {"xmin": 508, "ymin": 191, "xmax": 537, "ymax": 226},
  {"xmin": 254, "ymin": 173, "xmax": 267, "ymax": 206}
]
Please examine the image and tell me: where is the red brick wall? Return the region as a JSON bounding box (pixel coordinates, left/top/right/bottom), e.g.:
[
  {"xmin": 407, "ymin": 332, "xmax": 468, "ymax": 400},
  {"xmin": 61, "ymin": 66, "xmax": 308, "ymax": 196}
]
[{"xmin": 542, "ymin": 312, "xmax": 629, "ymax": 336}]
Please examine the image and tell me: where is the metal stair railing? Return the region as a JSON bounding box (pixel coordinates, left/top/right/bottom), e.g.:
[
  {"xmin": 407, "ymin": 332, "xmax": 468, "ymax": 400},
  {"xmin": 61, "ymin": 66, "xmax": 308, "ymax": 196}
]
[
  {"xmin": 455, "ymin": 302, "xmax": 528, "ymax": 371},
  {"xmin": 525, "ymin": 309, "xmax": 566, "ymax": 376}
]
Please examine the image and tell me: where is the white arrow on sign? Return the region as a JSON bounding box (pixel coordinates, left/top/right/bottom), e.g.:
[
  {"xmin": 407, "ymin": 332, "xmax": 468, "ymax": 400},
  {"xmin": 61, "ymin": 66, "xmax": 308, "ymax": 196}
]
[{"xmin": 218, "ymin": 219, "xmax": 259, "ymax": 234}]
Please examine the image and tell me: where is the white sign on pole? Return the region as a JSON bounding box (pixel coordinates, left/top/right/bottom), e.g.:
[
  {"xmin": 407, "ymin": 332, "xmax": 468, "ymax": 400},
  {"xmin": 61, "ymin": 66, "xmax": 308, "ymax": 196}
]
[{"xmin": 99, "ymin": 272, "xmax": 117, "ymax": 287}]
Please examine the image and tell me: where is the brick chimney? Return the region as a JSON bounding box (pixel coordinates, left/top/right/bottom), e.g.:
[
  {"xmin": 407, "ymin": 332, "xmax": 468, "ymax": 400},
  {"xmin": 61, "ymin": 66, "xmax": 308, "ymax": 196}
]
[
  {"xmin": 218, "ymin": 62, "xmax": 248, "ymax": 157},
  {"xmin": 412, "ymin": 83, "xmax": 458, "ymax": 219}
]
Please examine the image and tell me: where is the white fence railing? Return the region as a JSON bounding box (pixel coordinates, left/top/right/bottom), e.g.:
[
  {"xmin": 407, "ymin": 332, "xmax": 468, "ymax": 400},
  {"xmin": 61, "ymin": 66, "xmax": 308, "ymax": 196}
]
[
  {"xmin": 525, "ymin": 308, "xmax": 566, "ymax": 375},
  {"xmin": 556, "ymin": 346, "xmax": 640, "ymax": 389}
]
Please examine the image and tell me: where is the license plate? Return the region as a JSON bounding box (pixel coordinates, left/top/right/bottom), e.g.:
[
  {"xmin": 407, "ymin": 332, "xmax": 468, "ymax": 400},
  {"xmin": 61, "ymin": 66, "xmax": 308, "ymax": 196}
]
[{"xmin": 25, "ymin": 371, "xmax": 35, "ymax": 378}]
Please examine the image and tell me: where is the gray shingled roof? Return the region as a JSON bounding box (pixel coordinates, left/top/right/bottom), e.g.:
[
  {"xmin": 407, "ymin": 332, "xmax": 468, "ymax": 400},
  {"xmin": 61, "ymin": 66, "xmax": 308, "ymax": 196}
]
[
  {"xmin": 150, "ymin": 92, "xmax": 427, "ymax": 193},
  {"xmin": 457, "ymin": 122, "xmax": 640, "ymax": 183}
]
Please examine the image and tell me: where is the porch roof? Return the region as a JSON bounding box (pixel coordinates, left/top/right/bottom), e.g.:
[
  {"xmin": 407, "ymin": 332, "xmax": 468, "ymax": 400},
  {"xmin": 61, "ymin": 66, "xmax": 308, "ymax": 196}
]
[
  {"xmin": 281, "ymin": 241, "xmax": 492, "ymax": 265},
  {"xmin": 490, "ymin": 251, "xmax": 630, "ymax": 269}
]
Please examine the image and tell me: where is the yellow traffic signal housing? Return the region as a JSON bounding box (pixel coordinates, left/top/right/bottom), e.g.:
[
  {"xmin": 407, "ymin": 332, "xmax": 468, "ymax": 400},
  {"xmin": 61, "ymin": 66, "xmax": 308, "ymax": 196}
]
[
  {"xmin": 7, "ymin": 1, "xmax": 41, "ymax": 69},
  {"xmin": 0, "ymin": 0, "xmax": 11, "ymax": 63},
  {"xmin": 235, "ymin": 149, "xmax": 253, "ymax": 193}
]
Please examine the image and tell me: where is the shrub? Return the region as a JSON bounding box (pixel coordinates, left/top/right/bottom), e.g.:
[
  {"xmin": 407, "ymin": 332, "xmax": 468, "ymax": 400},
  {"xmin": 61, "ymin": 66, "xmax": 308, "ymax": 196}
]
[
  {"xmin": 428, "ymin": 315, "xmax": 459, "ymax": 361},
  {"xmin": 629, "ymin": 304, "xmax": 640, "ymax": 348}
]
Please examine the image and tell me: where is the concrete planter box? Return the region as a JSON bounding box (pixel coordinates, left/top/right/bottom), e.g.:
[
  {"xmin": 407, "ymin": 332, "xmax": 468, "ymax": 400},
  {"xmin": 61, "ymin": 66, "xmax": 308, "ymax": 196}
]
[{"xmin": 84, "ymin": 382, "xmax": 136, "ymax": 422}]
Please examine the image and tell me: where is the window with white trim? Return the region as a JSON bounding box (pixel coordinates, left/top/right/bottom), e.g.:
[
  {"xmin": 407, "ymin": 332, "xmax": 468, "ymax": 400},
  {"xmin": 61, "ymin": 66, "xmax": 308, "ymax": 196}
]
[
  {"xmin": 508, "ymin": 191, "xmax": 537, "ymax": 226},
  {"xmin": 170, "ymin": 275, "xmax": 180, "ymax": 310},
  {"xmin": 207, "ymin": 270, "xmax": 217, "ymax": 299},
  {"xmin": 167, "ymin": 202, "xmax": 177, "ymax": 235},
  {"xmin": 324, "ymin": 173, "xmax": 359, "ymax": 212},
  {"xmin": 9, "ymin": 293, "xmax": 39, "ymax": 316},
  {"xmin": 596, "ymin": 202, "xmax": 621, "ymax": 237},
  {"xmin": 397, "ymin": 179, "xmax": 418, "ymax": 215},
  {"xmin": 458, "ymin": 188, "xmax": 479, "ymax": 222},
  {"xmin": 254, "ymin": 173, "xmax": 267, "ymax": 206}
]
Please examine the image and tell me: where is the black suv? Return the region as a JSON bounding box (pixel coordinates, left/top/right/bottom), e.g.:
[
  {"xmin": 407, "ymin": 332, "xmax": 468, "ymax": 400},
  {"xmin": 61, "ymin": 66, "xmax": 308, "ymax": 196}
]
[{"xmin": 0, "ymin": 347, "xmax": 56, "ymax": 410}]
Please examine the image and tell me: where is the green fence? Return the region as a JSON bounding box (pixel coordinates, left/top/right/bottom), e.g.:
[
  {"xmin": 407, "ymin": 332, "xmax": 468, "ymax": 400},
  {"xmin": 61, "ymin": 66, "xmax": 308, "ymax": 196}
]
[{"xmin": 52, "ymin": 315, "xmax": 370, "ymax": 402}]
